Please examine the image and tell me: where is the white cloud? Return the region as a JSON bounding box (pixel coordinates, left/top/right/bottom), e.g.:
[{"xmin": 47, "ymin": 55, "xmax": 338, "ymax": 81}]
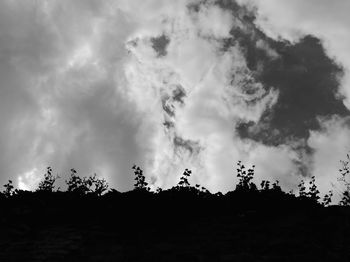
[
  {"xmin": 195, "ymin": 3, "xmax": 234, "ymax": 38},
  {"xmin": 307, "ymin": 116, "xmax": 350, "ymax": 202}
]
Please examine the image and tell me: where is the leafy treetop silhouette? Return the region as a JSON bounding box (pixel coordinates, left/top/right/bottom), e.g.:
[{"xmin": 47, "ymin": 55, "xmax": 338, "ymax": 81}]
[
  {"xmin": 260, "ymin": 180, "xmax": 270, "ymax": 191},
  {"xmin": 177, "ymin": 168, "xmax": 191, "ymax": 188},
  {"xmin": 236, "ymin": 161, "xmax": 257, "ymax": 191},
  {"xmin": 338, "ymin": 153, "xmax": 350, "ymax": 206},
  {"xmin": 297, "ymin": 175, "xmax": 321, "ymax": 204},
  {"xmin": 132, "ymin": 165, "xmax": 150, "ymax": 192},
  {"xmin": 65, "ymin": 168, "xmax": 108, "ymax": 196},
  {"xmin": 3, "ymin": 180, "xmax": 15, "ymax": 198},
  {"xmin": 307, "ymin": 176, "xmax": 320, "ymax": 202},
  {"xmin": 37, "ymin": 167, "xmax": 59, "ymax": 192},
  {"xmin": 298, "ymin": 179, "xmax": 307, "ymax": 198},
  {"xmin": 322, "ymin": 190, "xmax": 333, "ymax": 207}
]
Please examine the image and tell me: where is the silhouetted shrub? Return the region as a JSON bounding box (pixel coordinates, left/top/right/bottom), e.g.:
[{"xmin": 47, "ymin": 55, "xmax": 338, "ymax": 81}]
[
  {"xmin": 236, "ymin": 161, "xmax": 257, "ymax": 191},
  {"xmin": 3, "ymin": 180, "xmax": 15, "ymax": 197},
  {"xmin": 272, "ymin": 180, "xmax": 282, "ymax": 192},
  {"xmin": 37, "ymin": 167, "xmax": 59, "ymax": 192},
  {"xmin": 65, "ymin": 169, "xmax": 108, "ymax": 195},
  {"xmin": 193, "ymin": 183, "xmax": 210, "ymax": 196},
  {"xmin": 340, "ymin": 191, "xmax": 350, "ymax": 206},
  {"xmin": 297, "ymin": 176, "xmax": 320, "ymax": 203},
  {"xmin": 322, "ymin": 190, "xmax": 333, "ymax": 206},
  {"xmin": 177, "ymin": 168, "xmax": 191, "ymax": 188},
  {"xmin": 260, "ymin": 180, "xmax": 270, "ymax": 191},
  {"xmin": 298, "ymin": 179, "xmax": 307, "ymax": 198},
  {"xmin": 338, "ymin": 153, "xmax": 350, "ymax": 206},
  {"xmin": 307, "ymin": 176, "xmax": 320, "ymax": 202},
  {"xmin": 88, "ymin": 174, "xmax": 109, "ymax": 196},
  {"xmin": 132, "ymin": 165, "xmax": 150, "ymax": 192},
  {"xmin": 66, "ymin": 169, "xmax": 89, "ymax": 195}
]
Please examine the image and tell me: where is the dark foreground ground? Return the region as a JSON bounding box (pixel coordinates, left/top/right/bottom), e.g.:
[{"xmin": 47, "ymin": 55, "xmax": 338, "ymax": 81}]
[{"xmin": 0, "ymin": 190, "xmax": 350, "ymax": 262}]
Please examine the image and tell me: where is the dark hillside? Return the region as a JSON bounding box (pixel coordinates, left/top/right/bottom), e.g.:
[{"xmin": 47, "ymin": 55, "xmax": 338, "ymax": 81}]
[
  {"xmin": 0, "ymin": 163, "xmax": 349, "ymax": 261},
  {"xmin": 1, "ymin": 187, "xmax": 350, "ymax": 261}
]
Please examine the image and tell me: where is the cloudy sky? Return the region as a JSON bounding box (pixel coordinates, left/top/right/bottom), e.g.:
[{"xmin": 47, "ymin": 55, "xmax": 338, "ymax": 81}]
[{"xmin": 1, "ymin": 0, "xmax": 350, "ymax": 198}]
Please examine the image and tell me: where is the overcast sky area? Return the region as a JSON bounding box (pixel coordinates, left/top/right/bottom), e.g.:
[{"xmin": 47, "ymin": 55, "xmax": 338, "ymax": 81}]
[{"xmin": 1, "ymin": 0, "xmax": 350, "ymax": 200}]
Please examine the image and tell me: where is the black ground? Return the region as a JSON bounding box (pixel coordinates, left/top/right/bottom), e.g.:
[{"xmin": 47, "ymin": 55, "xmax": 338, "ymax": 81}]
[{"xmin": 0, "ymin": 189, "xmax": 349, "ymax": 262}]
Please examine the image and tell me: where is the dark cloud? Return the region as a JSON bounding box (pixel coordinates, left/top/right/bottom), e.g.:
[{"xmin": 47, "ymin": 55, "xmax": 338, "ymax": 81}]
[
  {"xmin": 172, "ymin": 85, "xmax": 186, "ymax": 104},
  {"xmin": 216, "ymin": 0, "xmax": 348, "ymax": 143},
  {"xmin": 237, "ymin": 36, "xmax": 349, "ymax": 146},
  {"xmin": 214, "ymin": 0, "xmax": 350, "ymax": 176},
  {"xmin": 151, "ymin": 35, "xmax": 170, "ymax": 57}
]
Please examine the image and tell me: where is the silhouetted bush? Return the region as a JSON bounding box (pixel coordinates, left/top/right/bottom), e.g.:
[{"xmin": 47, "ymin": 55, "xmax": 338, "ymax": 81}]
[
  {"xmin": 272, "ymin": 180, "xmax": 282, "ymax": 192},
  {"xmin": 235, "ymin": 161, "xmax": 257, "ymax": 192},
  {"xmin": 88, "ymin": 174, "xmax": 109, "ymax": 196},
  {"xmin": 2, "ymin": 180, "xmax": 15, "ymax": 197},
  {"xmin": 307, "ymin": 176, "xmax": 320, "ymax": 202},
  {"xmin": 260, "ymin": 180, "xmax": 270, "ymax": 191},
  {"xmin": 66, "ymin": 168, "xmax": 89, "ymax": 195},
  {"xmin": 298, "ymin": 179, "xmax": 307, "ymax": 198},
  {"xmin": 322, "ymin": 190, "xmax": 333, "ymax": 206},
  {"xmin": 132, "ymin": 165, "xmax": 150, "ymax": 192},
  {"xmin": 37, "ymin": 167, "xmax": 59, "ymax": 192},
  {"xmin": 65, "ymin": 168, "xmax": 108, "ymax": 196},
  {"xmin": 297, "ymin": 176, "xmax": 320, "ymax": 204},
  {"xmin": 177, "ymin": 168, "xmax": 191, "ymax": 188},
  {"xmin": 195, "ymin": 184, "xmax": 210, "ymax": 195},
  {"xmin": 338, "ymin": 153, "xmax": 350, "ymax": 206}
]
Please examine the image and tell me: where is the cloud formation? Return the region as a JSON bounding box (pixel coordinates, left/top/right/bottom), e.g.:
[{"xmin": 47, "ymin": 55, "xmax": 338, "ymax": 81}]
[
  {"xmin": 238, "ymin": 0, "xmax": 350, "ymax": 106},
  {"xmin": 0, "ymin": 0, "xmax": 348, "ymax": 198},
  {"xmin": 237, "ymin": 0, "xmax": 350, "ymax": 196}
]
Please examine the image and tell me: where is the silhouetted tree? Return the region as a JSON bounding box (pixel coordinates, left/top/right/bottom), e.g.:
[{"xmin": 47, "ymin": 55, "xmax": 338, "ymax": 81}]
[
  {"xmin": 236, "ymin": 161, "xmax": 256, "ymax": 191},
  {"xmin": 298, "ymin": 179, "xmax": 307, "ymax": 198},
  {"xmin": 66, "ymin": 169, "xmax": 108, "ymax": 196},
  {"xmin": 132, "ymin": 165, "xmax": 150, "ymax": 192},
  {"xmin": 260, "ymin": 180, "xmax": 270, "ymax": 191},
  {"xmin": 322, "ymin": 190, "xmax": 333, "ymax": 207},
  {"xmin": 193, "ymin": 183, "xmax": 210, "ymax": 195},
  {"xmin": 307, "ymin": 176, "xmax": 320, "ymax": 202},
  {"xmin": 66, "ymin": 169, "xmax": 90, "ymax": 195},
  {"xmin": 37, "ymin": 167, "xmax": 59, "ymax": 192},
  {"xmin": 178, "ymin": 169, "xmax": 191, "ymax": 188},
  {"xmin": 272, "ymin": 180, "xmax": 282, "ymax": 191},
  {"xmin": 87, "ymin": 174, "xmax": 109, "ymax": 196},
  {"xmin": 338, "ymin": 153, "xmax": 350, "ymax": 206},
  {"xmin": 298, "ymin": 176, "xmax": 320, "ymax": 203},
  {"xmin": 340, "ymin": 192, "xmax": 350, "ymax": 206},
  {"xmin": 3, "ymin": 180, "xmax": 15, "ymax": 197}
]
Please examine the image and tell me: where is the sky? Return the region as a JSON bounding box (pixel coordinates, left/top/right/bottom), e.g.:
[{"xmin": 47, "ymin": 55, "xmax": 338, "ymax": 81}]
[{"xmin": 0, "ymin": 0, "xmax": 350, "ymax": 199}]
